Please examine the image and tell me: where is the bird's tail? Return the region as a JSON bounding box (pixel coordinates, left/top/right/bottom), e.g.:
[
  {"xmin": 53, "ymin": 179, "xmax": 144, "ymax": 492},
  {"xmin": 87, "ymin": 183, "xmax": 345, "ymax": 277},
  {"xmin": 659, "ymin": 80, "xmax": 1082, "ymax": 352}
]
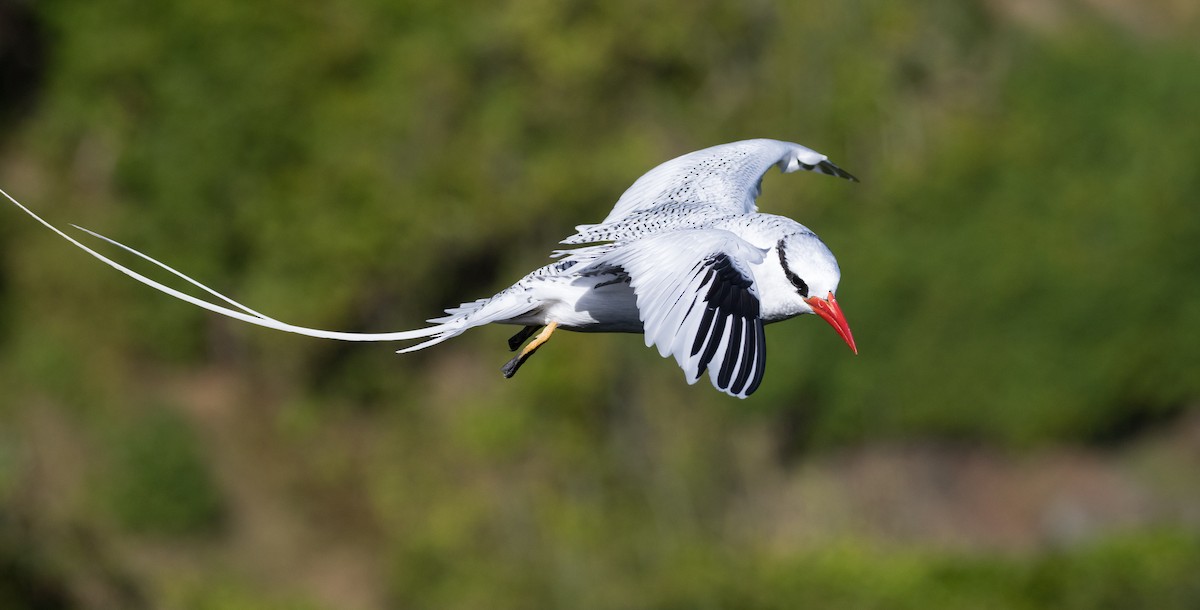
[{"xmin": 1, "ymin": 187, "xmax": 471, "ymax": 352}]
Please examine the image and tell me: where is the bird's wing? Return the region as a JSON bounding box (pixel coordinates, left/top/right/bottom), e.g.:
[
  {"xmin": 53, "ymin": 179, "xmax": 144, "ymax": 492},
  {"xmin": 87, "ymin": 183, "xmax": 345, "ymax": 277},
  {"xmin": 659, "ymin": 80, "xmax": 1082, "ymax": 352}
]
[
  {"xmin": 579, "ymin": 229, "xmax": 770, "ymax": 398},
  {"xmin": 597, "ymin": 138, "xmax": 856, "ymax": 225}
]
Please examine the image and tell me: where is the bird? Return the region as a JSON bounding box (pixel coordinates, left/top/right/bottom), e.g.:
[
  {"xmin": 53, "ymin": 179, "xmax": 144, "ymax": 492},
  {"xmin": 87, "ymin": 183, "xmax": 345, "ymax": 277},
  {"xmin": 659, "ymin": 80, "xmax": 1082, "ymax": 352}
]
[{"xmin": 2, "ymin": 138, "xmax": 857, "ymax": 398}]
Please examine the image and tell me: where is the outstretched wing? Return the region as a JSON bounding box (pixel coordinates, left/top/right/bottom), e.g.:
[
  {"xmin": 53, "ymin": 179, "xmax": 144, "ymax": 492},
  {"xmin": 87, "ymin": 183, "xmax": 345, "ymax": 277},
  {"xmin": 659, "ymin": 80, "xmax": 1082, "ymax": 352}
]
[
  {"xmin": 580, "ymin": 229, "xmax": 770, "ymax": 398},
  {"xmin": 598, "ymin": 138, "xmax": 856, "ymax": 225}
]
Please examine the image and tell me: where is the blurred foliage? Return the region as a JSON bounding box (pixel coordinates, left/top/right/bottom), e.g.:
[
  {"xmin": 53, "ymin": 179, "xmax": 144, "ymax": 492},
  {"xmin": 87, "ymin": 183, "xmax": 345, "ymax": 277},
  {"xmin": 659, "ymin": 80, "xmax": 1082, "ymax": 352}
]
[
  {"xmin": 750, "ymin": 533, "xmax": 1200, "ymax": 610},
  {"xmin": 97, "ymin": 408, "xmax": 224, "ymax": 537},
  {"xmin": 1, "ymin": 0, "xmax": 1199, "ymax": 607},
  {"xmin": 379, "ymin": 532, "xmax": 1200, "ymax": 609},
  {"xmin": 805, "ymin": 28, "xmax": 1200, "ymax": 447},
  {"xmin": 8, "ymin": 0, "xmax": 1196, "ymax": 447}
]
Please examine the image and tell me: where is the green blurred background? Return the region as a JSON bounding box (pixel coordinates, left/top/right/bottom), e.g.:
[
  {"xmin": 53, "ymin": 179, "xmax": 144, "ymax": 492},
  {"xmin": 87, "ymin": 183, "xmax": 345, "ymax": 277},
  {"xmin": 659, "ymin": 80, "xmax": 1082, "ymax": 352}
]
[{"xmin": 2, "ymin": 0, "xmax": 1200, "ymax": 608}]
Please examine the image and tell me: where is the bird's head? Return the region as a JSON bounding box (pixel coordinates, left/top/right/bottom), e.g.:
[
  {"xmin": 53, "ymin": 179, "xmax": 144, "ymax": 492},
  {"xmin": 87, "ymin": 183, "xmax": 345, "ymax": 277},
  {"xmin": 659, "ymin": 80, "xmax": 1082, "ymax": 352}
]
[{"xmin": 771, "ymin": 232, "xmax": 857, "ymax": 354}]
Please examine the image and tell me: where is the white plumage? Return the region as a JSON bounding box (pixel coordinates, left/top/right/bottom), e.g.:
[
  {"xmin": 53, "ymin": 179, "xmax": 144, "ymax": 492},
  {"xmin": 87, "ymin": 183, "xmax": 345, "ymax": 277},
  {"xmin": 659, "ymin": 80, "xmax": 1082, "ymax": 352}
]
[{"xmin": 2, "ymin": 138, "xmax": 858, "ymax": 398}]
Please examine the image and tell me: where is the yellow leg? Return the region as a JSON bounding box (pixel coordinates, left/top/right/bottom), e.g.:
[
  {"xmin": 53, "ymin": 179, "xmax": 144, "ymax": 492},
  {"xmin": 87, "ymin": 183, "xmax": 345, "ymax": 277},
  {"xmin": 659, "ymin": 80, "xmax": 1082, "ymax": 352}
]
[{"xmin": 501, "ymin": 322, "xmax": 558, "ymax": 378}]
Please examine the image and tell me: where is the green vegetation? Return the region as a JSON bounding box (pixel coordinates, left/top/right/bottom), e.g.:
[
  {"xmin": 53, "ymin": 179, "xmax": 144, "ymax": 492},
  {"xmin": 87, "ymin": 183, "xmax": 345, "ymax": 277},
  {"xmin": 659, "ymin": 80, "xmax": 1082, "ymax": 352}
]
[
  {"xmin": 99, "ymin": 408, "xmax": 225, "ymax": 536},
  {"xmin": 1, "ymin": 0, "xmax": 1198, "ymax": 607},
  {"xmin": 756, "ymin": 534, "xmax": 1200, "ymax": 610}
]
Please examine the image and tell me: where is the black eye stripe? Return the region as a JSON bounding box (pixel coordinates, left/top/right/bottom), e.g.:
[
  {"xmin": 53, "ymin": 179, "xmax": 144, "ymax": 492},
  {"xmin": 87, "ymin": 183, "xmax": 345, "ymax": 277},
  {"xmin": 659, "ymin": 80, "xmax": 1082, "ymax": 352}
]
[{"xmin": 776, "ymin": 239, "xmax": 809, "ymax": 298}]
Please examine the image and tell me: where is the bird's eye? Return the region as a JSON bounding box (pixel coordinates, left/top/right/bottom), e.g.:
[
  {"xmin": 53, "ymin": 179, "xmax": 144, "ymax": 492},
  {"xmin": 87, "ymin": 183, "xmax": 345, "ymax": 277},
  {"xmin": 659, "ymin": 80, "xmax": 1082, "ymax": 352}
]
[
  {"xmin": 776, "ymin": 239, "xmax": 810, "ymax": 298},
  {"xmin": 788, "ymin": 274, "xmax": 809, "ymax": 298}
]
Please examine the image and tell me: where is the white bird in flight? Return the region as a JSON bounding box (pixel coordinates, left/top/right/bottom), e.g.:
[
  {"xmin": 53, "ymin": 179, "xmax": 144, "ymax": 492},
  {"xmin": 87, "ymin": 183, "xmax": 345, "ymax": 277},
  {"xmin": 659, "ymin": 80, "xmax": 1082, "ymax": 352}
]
[{"xmin": 3, "ymin": 138, "xmax": 857, "ymax": 398}]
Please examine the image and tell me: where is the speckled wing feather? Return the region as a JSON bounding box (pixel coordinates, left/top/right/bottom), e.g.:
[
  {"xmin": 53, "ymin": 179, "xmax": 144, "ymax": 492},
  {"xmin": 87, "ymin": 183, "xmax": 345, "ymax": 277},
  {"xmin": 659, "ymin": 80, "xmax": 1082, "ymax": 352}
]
[
  {"xmin": 580, "ymin": 229, "xmax": 770, "ymax": 398},
  {"xmin": 597, "ymin": 139, "xmax": 855, "ymax": 225}
]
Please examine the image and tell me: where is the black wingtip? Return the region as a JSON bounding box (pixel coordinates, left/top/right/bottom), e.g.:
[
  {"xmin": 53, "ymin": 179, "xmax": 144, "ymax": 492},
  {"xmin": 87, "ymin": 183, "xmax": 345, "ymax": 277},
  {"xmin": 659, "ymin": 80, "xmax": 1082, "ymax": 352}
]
[{"xmin": 819, "ymin": 160, "xmax": 860, "ymax": 183}]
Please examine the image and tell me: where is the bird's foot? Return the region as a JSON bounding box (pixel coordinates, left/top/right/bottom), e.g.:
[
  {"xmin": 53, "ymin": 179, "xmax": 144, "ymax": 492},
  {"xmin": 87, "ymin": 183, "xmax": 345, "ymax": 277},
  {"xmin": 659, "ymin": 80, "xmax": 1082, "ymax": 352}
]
[
  {"xmin": 507, "ymin": 325, "xmax": 541, "ymax": 351},
  {"xmin": 500, "ymin": 322, "xmax": 558, "ymax": 378}
]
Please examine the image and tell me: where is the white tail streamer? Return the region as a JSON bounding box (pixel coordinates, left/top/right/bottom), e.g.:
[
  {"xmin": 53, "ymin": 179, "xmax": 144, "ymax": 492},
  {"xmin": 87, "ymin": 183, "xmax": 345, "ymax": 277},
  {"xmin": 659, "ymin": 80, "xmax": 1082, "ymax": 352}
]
[{"xmin": 1, "ymin": 187, "xmax": 449, "ymax": 345}]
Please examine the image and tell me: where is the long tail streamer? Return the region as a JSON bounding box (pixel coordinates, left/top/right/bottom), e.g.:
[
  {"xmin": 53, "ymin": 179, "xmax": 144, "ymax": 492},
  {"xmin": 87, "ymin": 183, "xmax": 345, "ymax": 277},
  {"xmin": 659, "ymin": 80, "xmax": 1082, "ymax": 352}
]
[{"xmin": 1, "ymin": 187, "xmax": 450, "ymax": 347}]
